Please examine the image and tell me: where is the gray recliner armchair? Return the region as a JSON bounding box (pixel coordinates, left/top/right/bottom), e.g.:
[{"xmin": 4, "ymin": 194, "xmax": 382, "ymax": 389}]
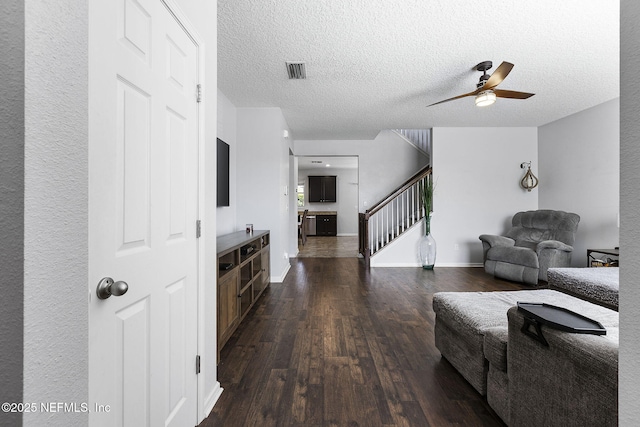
[{"xmin": 479, "ymin": 210, "xmax": 580, "ymax": 285}]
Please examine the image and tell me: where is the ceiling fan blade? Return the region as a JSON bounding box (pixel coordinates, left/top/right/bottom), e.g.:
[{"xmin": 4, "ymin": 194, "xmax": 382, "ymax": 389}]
[
  {"xmin": 427, "ymin": 90, "xmax": 478, "ymax": 107},
  {"xmin": 494, "ymin": 89, "xmax": 535, "ymax": 99},
  {"xmin": 483, "ymin": 61, "xmax": 514, "ymax": 90}
]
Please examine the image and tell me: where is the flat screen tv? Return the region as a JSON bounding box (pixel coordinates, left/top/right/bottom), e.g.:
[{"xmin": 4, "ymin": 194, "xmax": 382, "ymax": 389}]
[{"xmin": 217, "ymin": 138, "xmax": 230, "ymax": 207}]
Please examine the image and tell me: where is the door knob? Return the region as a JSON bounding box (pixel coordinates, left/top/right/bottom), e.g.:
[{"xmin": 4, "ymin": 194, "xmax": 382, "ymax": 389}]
[{"xmin": 96, "ymin": 277, "xmax": 129, "ymax": 300}]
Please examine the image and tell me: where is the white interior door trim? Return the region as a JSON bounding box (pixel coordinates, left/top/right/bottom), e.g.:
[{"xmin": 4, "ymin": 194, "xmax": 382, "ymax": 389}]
[{"xmin": 157, "ymin": 0, "xmax": 218, "ymax": 422}]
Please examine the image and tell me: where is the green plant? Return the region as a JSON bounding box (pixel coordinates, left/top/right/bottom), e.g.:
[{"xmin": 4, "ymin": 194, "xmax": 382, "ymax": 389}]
[{"xmin": 420, "ymin": 174, "xmax": 434, "ymax": 234}]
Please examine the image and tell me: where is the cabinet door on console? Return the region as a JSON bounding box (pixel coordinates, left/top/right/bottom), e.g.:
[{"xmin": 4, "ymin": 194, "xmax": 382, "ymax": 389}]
[
  {"xmin": 261, "ymin": 249, "xmax": 270, "ymax": 288},
  {"xmin": 218, "ymin": 269, "xmax": 239, "ymax": 343}
]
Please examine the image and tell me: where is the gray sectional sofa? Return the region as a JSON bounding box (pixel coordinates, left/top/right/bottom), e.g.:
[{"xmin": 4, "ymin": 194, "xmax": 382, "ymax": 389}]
[
  {"xmin": 548, "ymin": 267, "xmax": 619, "ymax": 311},
  {"xmin": 433, "ymin": 288, "xmax": 618, "ymax": 426}
]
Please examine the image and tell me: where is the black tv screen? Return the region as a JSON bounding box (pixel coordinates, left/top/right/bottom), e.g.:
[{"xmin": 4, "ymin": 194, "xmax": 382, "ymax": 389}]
[{"xmin": 217, "ymin": 138, "xmax": 230, "ymax": 207}]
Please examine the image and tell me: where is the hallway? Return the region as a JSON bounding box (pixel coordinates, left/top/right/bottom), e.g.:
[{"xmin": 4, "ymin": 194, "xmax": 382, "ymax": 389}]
[{"xmin": 296, "ymin": 236, "xmax": 359, "ymax": 258}]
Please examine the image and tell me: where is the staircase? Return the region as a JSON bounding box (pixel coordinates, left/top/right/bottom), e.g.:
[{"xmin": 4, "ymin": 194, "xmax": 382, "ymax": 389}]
[
  {"xmin": 392, "ymin": 129, "xmax": 432, "ymax": 158},
  {"xmin": 359, "ymin": 164, "xmax": 432, "ymax": 265}
]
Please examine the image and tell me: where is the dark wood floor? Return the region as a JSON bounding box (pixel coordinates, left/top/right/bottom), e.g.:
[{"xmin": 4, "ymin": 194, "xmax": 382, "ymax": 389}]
[
  {"xmin": 201, "ymin": 258, "xmax": 525, "ymax": 427},
  {"xmin": 296, "ymin": 236, "xmax": 359, "ymax": 258}
]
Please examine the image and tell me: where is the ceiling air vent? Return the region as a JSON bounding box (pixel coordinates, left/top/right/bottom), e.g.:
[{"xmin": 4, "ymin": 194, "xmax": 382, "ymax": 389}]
[{"xmin": 286, "ymin": 62, "xmax": 307, "ymax": 79}]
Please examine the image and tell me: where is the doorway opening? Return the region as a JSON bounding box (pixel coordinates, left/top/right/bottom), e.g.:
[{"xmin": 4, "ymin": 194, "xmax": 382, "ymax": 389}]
[{"xmin": 296, "ymin": 156, "xmax": 359, "ymax": 258}]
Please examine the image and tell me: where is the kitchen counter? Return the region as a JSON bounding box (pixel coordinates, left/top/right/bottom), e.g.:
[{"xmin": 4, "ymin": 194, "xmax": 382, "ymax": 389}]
[{"xmin": 299, "ymin": 210, "xmax": 336, "ymax": 216}]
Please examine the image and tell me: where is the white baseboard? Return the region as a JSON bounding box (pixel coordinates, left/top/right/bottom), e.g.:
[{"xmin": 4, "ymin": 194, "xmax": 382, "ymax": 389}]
[
  {"xmin": 371, "ymin": 262, "xmax": 422, "ymax": 267},
  {"xmin": 371, "ymin": 262, "xmax": 483, "ymax": 268},
  {"xmin": 202, "ymin": 382, "xmax": 223, "ymax": 421},
  {"xmin": 337, "ymin": 233, "xmax": 358, "ymax": 237},
  {"xmin": 271, "ymin": 262, "xmax": 291, "ymax": 283},
  {"xmin": 436, "ymin": 263, "xmax": 484, "ymax": 268}
]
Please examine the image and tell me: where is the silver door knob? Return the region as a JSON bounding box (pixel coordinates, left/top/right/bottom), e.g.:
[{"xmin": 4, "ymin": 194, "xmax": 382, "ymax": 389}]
[{"xmin": 96, "ymin": 277, "xmax": 129, "ymax": 300}]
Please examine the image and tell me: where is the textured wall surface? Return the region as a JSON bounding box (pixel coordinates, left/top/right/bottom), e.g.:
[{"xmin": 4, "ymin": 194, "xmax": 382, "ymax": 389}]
[
  {"xmin": 236, "ymin": 108, "xmax": 292, "ymax": 281},
  {"xmin": 620, "ymin": 1, "xmax": 640, "ymax": 424},
  {"xmin": 430, "ymin": 127, "xmax": 538, "ymax": 266},
  {"xmin": 0, "ymin": 1, "xmax": 24, "ymax": 426},
  {"xmin": 23, "ymin": 1, "xmax": 88, "ymax": 426},
  {"xmin": 217, "ymin": 90, "xmax": 238, "ymax": 236},
  {"xmin": 539, "ymin": 99, "xmax": 620, "ymax": 267}
]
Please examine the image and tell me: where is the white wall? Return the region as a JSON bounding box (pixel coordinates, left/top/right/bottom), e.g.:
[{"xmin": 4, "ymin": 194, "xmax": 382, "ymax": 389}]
[
  {"xmin": 217, "ymin": 89, "xmax": 237, "ymax": 236},
  {"xmin": 295, "ymin": 130, "xmax": 429, "ymax": 213},
  {"xmin": 434, "ymin": 127, "xmax": 538, "ymax": 265},
  {"xmin": 277, "ymin": 111, "xmax": 293, "ymax": 277},
  {"xmin": 289, "ymin": 154, "xmax": 298, "ymax": 256},
  {"xmin": 236, "ymin": 108, "xmax": 292, "ymax": 282},
  {"xmin": 298, "ymin": 167, "xmax": 359, "ymax": 235},
  {"xmin": 539, "ymin": 99, "xmax": 620, "ymax": 267},
  {"xmin": 620, "ymin": 0, "xmax": 640, "ymax": 422},
  {"xmin": 216, "ymin": 97, "xmax": 294, "ymax": 281},
  {"xmin": 373, "ymin": 127, "xmax": 538, "ymax": 267},
  {"xmin": 369, "ymin": 223, "xmax": 425, "ymax": 267},
  {"xmin": 23, "ymin": 1, "xmax": 89, "ymax": 425}
]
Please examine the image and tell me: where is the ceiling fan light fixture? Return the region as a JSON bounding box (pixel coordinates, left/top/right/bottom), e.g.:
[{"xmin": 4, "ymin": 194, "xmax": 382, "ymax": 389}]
[{"xmin": 475, "ymin": 90, "xmax": 496, "ymax": 107}]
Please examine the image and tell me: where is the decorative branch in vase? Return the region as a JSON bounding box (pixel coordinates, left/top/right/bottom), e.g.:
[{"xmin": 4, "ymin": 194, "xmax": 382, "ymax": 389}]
[{"xmin": 419, "ymin": 173, "xmax": 436, "ymax": 269}]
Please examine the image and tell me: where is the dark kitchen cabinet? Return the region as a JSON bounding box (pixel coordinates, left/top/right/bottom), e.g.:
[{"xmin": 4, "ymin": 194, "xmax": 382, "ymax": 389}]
[
  {"xmin": 308, "ymin": 176, "xmax": 337, "ymax": 203},
  {"xmin": 316, "ymin": 214, "xmax": 337, "ymax": 236}
]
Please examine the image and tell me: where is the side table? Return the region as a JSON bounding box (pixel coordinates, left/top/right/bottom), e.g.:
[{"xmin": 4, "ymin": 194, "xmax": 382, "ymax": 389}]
[{"xmin": 587, "ymin": 248, "xmax": 619, "ymax": 267}]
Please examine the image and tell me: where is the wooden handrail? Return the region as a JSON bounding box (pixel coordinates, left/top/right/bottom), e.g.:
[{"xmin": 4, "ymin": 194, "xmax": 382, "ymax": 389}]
[
  {"xmin": 359, "ymin": 163, "xmax": 432, "ymax": 265},
  {"xmin": 366, "ymin": 165, "xmax": 432, "ymax": 217}
]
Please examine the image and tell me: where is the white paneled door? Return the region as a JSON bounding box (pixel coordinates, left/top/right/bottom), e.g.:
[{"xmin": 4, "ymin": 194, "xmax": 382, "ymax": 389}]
[{"xmin": 89, "ymin": 1, "xmax": 200, "ymax": 426}]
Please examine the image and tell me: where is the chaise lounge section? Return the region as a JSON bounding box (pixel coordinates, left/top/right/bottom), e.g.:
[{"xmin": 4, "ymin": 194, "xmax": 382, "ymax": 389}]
[
  {"xmin": 433, "ymin": 289, "xmax": 618, "ymax": 425},
  {"xmin": 547, "ymin": 267, "xmax": 619, "ymax": 311}
]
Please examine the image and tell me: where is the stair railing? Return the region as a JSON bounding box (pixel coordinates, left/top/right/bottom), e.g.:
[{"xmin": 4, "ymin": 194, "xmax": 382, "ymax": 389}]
[
  {"xmin": 392, "ymin": 129, "xmax": 432, "ymax": 157},
  {"xmin": 359, "ymin": 165, "xmax": 432, "ymax": 265}
]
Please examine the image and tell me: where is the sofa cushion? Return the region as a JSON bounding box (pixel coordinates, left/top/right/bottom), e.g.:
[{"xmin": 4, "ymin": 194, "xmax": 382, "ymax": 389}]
[
  {"xmin": 548, "ymin": 267, "xmax": 619, "ymax": 311},
  {"xmin": 484, "ymin": 327, "xmax": 509, "ymax": 372},
  {"xmin": 507, "ymin": 210, "xmax": 580, "ymax": 246},
  {"xmin": 487, "ymin": 245, "xmax": 539, "ymax": 268},
  {"xmin": 487, "ymin": 260, "xmax": 539, "ymax": 285},
  {"xmin": 434, "ymin": 290, "xmax": 557, "ymax": 334}
]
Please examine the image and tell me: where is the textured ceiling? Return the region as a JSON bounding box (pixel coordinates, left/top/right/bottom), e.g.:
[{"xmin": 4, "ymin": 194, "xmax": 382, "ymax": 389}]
[{"xmin": 218, "ymin": 0, "xmax": 619, "ymax": 140}]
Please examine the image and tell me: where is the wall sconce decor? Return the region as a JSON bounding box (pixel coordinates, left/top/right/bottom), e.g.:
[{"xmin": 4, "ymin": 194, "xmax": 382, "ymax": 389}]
[{"xmin": 520, "ymin": 161, "xmax": 538, "ymax": 192}]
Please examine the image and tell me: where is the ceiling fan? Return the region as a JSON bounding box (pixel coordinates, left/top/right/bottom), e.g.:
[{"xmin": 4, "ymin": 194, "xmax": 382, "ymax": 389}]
[{"xmin": 427, "ymin": 61, "xmax": 534, "ymax": 107}]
